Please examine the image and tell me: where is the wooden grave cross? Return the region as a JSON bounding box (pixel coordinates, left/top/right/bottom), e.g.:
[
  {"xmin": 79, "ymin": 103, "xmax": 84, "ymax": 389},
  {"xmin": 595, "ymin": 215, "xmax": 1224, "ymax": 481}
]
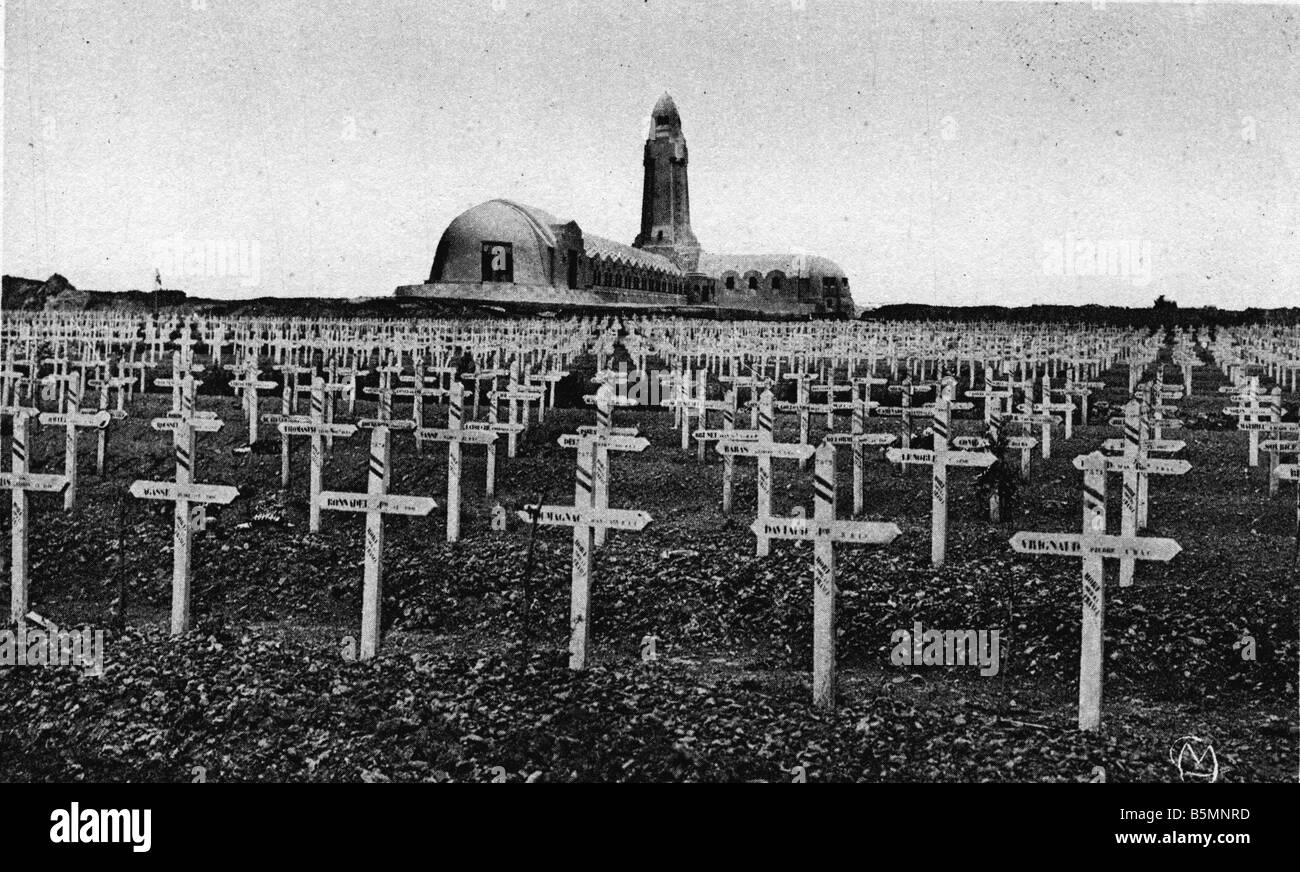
[
  {"xmin": 1098, "ymin": 401, "xmax": 1192, "ymax": 586},
  {"xmin": 779, "ymin": 370, "xmax": 819, "ymax": 468},
  {"xmin": 396, "ymin": 359, "xmax": 445, "ymax": 455},
  {"xmin": 2, "ymin": 411, "xmax": 71, "ymax": 623},
  {"xmin": 879, "ymin": 377, "xmax": 935, "ymax": 471},
  {"xmin": 715, "ymin": 390, "xmax": 816, "ymax": 557},
  {"xmin": 519, "ymin": 434, "xmax": 652, "ymax": 670},
  {"xmin": 1010, "ymin": 451, "xmax": 1182, "ymax": 730},
  {"xmin": 37, "ymin": 371, "xmax": 111, "ymax": 511},
  {"xmin": 277, "ymin": 377, "xmax": 358, "ymax": 532},
  {"xmin": 488, "ymin": 374, "xmax": 544, "ymax": 458},
  {"xmin": 317, "ymin": 424, "xmax": 437, "ymax": 659},
  {"xmin": 885, "ymin": 382, "xmax": 992, "ymax": 566},
  {"xmin": 414, "ymin": 384, "xmax": 497, "ymax": 542},
  {"xmin": 820, "ymin": 388, "xmax": 896, "ymax": 516},
  {"xmin": 228, "ymin": 364, "xmax": 277, "ymax": 446},
  {"xmin": 750, "ymin": 442, "xmax": 902, "ymax": 709},
  {"xmin": 263, "ymin": 364, "xmax": 313, "ymax": 488},
  {"xmin": 132, "ymin": 388, "xmax": 237, "ymax": 634}
]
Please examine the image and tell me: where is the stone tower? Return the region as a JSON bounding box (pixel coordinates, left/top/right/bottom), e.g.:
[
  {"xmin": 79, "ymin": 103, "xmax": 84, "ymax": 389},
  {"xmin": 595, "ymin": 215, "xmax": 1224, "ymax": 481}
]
[{"xmin": 633, "ymin": 93, "xmax": 701, "ymax": 271}]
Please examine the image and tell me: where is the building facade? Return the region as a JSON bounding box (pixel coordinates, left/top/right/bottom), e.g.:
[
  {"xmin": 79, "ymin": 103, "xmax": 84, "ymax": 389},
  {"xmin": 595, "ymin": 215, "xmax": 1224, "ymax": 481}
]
[{"xmin": 396, "ymin": 95, "xmax": 853, "ymax": 316}]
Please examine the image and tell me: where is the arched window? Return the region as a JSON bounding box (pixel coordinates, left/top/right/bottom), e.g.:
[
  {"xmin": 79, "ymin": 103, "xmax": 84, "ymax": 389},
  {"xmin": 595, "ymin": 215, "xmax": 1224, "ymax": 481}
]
[
  {"xmin": 768, "ymin": 271, "xmax": 786, "ymax": 292},
  {"xmin": 725, "ymin": 275, "xmax": 735, "ymax": 290},
  {"xmin": 657, "ymin": 230, "xmax": 664, "ymax": 242},
  {"xmin": 748, "ymin": 276, "xmax": 758, "ymax": 291}
]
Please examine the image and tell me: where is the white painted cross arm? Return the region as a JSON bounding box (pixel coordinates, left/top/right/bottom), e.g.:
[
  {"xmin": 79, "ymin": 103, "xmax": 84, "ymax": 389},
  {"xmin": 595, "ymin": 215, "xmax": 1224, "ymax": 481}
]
[
  {"xmin": 497, "ymin": 388, "xmax": 548, "ymax": 401},
  {"xmin": 318, "ymin": 491, "xmax": 437, "ymax": 515},
  {"xmin": 1072, "ymin": 454, "xmax": 1191, "ymax": 475},
  {"xmin": 694, "ymin": 428, "xmax": 761, "ymax": 442},
  {"xmin": 278, "ymin": 421, "xmax": 357, "ymax": 438},
  {"xmin": 153, "ymin": 416, "xmax": 224, "ymax": 433},
  {"xmin": 417, "ymin": 427, "xmax": 497, "ymax": 445},
  {"xmin": 464, "ymin": 420, "xmax": 526, "ymax": 434},
  {"xmin": 261, "ymin": 413, "xmax": 311, "ymax": 426},
  {"xmin": 0, "ymin": 471, "xmax": 69, "ymax": 493},
  {"xmin": 716, "ymin": 440, "xmax": 816, "ymax": 460},
  {"xmin": 577, "ymin": 424, "xmax": 638, "ymax": 437},
  {"xmin": 129, "ymin": 481, "xmax": 239, "ymax": 504},
  {"xmin": 1007, "ymin": 412, "xmax": 1061, "ymax": 425},
  {"xmin": 357, "ymin": 418, "xmax": 417, "ymax": 430},
  {"xmin": 556, "ymin": 434, "xmax": 649, "ymax": 451},
  {"xmin": 1010, "ymin": 531, "xmax": 1181, "ymax": 562},
  {"xmin": 1238, "ymin": 421, "xmax": 1298, "ymax": 432},
  {"xmin": 872, "ymin": 406, "xmax": 935, "ymax": 418},
  {"xmin": 517, "ymin": 504, "xmax": 652, "ymax": 531},
  {"xmin": 821, "ymin": 433, "xmax": 896, "ymax": 447},
  {"xmin": 1101, "ymin": 438, "xmax": 1185, "ymax": 453},
  {"xmin": 752, "ymin": 516, "xmax": 902, "ymax": 546},
  {"xmin": 885, "ymin": 447, "xmax": 996, "ymax": 468},
  {"xmin": 40, "ymin": 410, "xmax": 111, "ymax": 430}
]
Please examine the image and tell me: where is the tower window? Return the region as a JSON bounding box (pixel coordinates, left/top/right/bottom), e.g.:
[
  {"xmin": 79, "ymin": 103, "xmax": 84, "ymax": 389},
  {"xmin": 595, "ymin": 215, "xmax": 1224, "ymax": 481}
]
[
  {"xmin": 481, "ymin": 241, "xmax": 513, "ymax": 283},
  {"xmin": 747, "ymin": 276, "xmax": 758, "ymax": 291},
  {"xmin": 771, "ymin": 275, "xmax": 783, "ymax": 291},
  {"xmin": 725, "ymin": 276, "xmax": 735, "ymax": 290},
  {"xmin": 657, "ymin": 230, "xmax": 664, "ymax": 242}
]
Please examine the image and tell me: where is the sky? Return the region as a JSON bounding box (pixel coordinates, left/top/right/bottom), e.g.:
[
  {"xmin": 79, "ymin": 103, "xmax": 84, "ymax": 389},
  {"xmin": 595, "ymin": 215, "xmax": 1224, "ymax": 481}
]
[{"xmin": 3, "ymin": 0, "xmax": 1298, "ymax": 309}]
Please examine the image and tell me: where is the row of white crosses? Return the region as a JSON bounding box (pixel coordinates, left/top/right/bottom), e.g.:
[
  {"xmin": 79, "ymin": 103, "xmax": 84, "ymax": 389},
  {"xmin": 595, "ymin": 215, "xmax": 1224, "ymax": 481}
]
[{"xmin": 1011, "ymin": 449, "xmax": 1184, "ymax": 731}]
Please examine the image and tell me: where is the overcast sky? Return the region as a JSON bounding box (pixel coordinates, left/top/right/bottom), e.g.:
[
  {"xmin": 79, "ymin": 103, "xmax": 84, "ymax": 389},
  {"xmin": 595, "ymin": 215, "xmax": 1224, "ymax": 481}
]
[{"xmin": 4, "ymin": 0, "xmax": 1298, "ymax": 308}]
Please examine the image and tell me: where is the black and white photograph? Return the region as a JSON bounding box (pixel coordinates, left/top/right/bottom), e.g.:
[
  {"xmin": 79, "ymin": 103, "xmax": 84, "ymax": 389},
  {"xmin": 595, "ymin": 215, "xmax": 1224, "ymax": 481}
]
[{"xmin": 0, "ymin": 0, "xmax": 1295, "ymax": 837}]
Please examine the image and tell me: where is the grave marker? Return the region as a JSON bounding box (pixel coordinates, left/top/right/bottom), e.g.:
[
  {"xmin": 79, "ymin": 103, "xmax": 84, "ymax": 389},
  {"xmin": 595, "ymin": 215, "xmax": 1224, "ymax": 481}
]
[
  {"xmin": 318, "ymin": 425, "xmax": 437, "ymax": 659},
  {"xmin": 751, "ymin": 443, "xmax": 901, "ymax": 708},
  {"xmin": 1010, "ymin": 452, "xmax": 1182, "ymax": 730}
]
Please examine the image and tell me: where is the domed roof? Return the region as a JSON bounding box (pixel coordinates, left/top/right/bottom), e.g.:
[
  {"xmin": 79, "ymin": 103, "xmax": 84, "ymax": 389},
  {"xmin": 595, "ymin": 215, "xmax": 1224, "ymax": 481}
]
[
  {"xmin": 440, "ymin": 199, "xmax": 563, "ymax": 252},
  {"xmin": 430, "ymin": 199, "xmax": 570, "ymax": 286}
]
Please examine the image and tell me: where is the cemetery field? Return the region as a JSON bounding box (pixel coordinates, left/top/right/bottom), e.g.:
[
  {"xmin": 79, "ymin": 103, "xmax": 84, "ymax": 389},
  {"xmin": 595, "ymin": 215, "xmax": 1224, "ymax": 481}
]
[{"xmin": 0, "ymin": 360, "xmax": 1295, "ymax": 783}]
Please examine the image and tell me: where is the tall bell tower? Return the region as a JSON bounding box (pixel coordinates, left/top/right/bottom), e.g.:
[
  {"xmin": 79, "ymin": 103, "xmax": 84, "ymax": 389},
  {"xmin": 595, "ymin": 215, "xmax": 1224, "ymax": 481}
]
[{"xmin": 633, "ymin": 93, "xmax": 701, "ymax": 271}]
